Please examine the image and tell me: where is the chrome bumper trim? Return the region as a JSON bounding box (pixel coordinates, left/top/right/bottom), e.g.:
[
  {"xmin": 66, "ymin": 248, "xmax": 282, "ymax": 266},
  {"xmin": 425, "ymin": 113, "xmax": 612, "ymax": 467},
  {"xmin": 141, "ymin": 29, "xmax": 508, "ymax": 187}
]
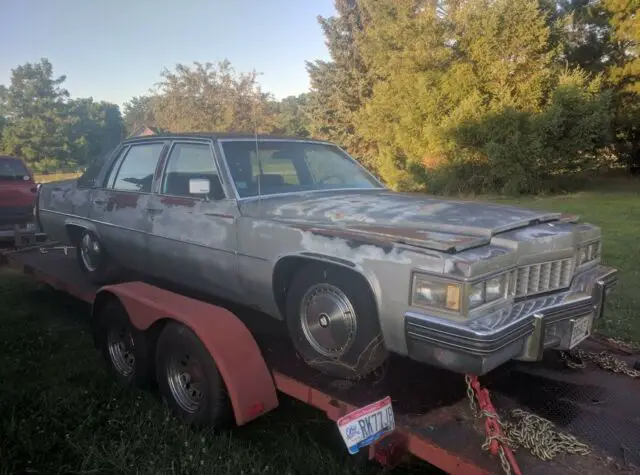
[{"xmin": 405, "ymin": 265, "xmax": 618, "ymax": 375}]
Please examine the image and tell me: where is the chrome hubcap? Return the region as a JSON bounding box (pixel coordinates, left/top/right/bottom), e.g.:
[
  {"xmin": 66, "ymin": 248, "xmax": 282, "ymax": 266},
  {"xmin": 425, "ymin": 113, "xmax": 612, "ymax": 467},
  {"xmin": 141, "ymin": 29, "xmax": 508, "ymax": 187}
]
[
  {"xmin": 80, "ymin": 233, "xmax": 101, "ymax": 272},
  {"xmin": 107, "ymin": 327, "xmax": 135, "ymax": 377},
  {"xmin": 300, "ymin": 283, "xmax": 357, "ymax": 357},
  {"xmin": 166, "ymin": 353, "xmax": 204, "ymax": 413}
]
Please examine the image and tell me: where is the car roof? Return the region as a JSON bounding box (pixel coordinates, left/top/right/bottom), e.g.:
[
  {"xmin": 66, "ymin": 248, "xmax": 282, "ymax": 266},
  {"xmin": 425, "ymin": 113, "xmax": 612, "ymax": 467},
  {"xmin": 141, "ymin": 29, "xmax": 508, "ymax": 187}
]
[{"xmin": 122, "ymin": 132, "xmax": 331, "ymax": 145}]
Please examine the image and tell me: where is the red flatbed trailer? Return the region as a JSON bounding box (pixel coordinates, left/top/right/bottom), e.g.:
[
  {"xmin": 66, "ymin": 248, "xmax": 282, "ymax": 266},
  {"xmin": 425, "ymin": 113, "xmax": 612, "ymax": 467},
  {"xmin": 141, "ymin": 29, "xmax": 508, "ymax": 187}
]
[{"xmin": 1, "ymin": 245, "xmax": 639, "ymax": 475}]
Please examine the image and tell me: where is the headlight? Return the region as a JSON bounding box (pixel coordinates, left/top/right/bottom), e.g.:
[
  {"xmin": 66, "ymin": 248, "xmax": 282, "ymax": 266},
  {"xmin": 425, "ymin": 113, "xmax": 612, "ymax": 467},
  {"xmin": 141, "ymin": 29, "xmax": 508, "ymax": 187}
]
[
  {"xmin": 469, "ymin": 282, "xmax": 484, "ymax": 309},
  {"xmin": 411, "ymin": 272, "xmax": 509, "ymax": 315},
  {"xmin": 578, "ymin": 240, "xmax": 601, "ymax": 266},
  {"xmin": 411, "ymin": 274, "xmax": 461, "ymax": 311},
  {"xmin": 469, "ymin": 274, "xmax": 507, "ymax": 309},
  {"xmin": 485, "ymin": 275, "xmax": 505, "ymax": 301}
]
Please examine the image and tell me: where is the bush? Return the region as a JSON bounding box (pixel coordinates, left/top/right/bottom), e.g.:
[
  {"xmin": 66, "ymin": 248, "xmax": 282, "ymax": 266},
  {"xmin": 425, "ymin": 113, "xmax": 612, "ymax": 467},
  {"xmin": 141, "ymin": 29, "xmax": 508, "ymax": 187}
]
[{"xmin": 426, "ymin": 71, "xmax": 613, "ymax": 195}]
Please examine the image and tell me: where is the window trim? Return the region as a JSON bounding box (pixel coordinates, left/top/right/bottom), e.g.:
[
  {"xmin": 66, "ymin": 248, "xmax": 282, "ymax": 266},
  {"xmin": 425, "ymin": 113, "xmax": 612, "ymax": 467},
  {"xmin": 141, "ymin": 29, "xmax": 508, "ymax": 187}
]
[
  {"xmin": 157, "ymin": 139, "xmax": 227, "ymax": 201},
  {"xmin": 107, "ymin": 141, "xmax": 168, "ymax": 195},
  {"xmin": 216, "ymin": 138, "xmax": 386, "ymax": 201}
]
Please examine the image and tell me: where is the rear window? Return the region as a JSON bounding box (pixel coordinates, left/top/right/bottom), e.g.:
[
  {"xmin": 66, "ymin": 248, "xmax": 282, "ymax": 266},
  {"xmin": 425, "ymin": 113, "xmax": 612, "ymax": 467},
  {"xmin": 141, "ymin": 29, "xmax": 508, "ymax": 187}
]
[{"xmin": 0, "ymin": 157, "xmax": 31, "ymax": 181}]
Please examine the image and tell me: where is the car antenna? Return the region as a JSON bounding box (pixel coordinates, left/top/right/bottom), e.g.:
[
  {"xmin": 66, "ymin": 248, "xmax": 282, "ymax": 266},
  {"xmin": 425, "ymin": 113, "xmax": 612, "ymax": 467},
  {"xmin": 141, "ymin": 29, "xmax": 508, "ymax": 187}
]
[
  {"xmin": 255, "ymin": 128, "xmax": 262, "ymax": 201},
  {"xmin": 254, "ymin": 103, "xmax": 263, "ymax": 202}
]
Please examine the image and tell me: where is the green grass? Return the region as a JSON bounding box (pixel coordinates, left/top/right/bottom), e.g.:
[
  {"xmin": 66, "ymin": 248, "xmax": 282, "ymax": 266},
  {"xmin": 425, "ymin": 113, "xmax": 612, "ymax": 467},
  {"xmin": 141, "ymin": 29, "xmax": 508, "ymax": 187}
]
[
  {"xmin": 0, "ymin": 273, "xmax": 433, "ymax": 475},
  {"xmin": 34, "ymin": 172, "xmax": 82, "ymax": 184},
  {"xmin": 493, "ymin": 183, "xmax": 640, "ymax": 344}
]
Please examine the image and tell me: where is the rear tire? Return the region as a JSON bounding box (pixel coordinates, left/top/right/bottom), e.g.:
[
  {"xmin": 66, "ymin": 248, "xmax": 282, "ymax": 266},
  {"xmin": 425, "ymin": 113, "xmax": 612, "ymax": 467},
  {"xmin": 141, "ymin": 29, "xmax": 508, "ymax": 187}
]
[
  {"xmin": 95, "ymin": 299, "xmax": 152, "ymax": 387},
  {"xmin": 155, "ymin": 322, "xmax": 232, "ymax": 428},
  {"xmin": 76, "ymin": 229, "xmax": 111, "ymax": 284},
  {"xmin": 285, "ymin": 263, "xmax": 388, "ymax": 380}
]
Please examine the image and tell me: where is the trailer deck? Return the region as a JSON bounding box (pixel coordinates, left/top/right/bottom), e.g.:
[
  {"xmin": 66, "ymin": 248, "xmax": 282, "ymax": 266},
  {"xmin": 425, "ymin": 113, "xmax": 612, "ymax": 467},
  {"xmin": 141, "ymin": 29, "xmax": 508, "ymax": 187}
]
[{"xmin": 1, "ymin": 246, "xmax": 639, "ymax": 475}]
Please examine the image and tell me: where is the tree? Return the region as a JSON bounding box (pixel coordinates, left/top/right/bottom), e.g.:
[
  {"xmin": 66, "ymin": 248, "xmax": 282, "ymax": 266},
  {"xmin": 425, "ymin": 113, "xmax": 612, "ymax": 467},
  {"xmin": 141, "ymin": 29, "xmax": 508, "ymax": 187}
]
[
  {"xmin": 556, "ymin": 0, "xmax": 639, "ymax": 168},
  {"xmin": 273, "ymin": 93, "xmax": 311, "ymax": 137},
  {"xmin": 0, "ymin": 59, "xmax": 125, "ymax": 171},
  {"xmin": 306, "ymin": 0, "xmax": 374, "ymax": 166},
  {"xmin": 68, "ymin": 98, "xmax": 124, "ymax": 165},
  {"xmin": 151, "ymin": 60, "xmax": 277, "ymax": 133},
  {"xmin": 602, "ymin": 0, "xmax": 639, "ymax": 168},
  {"xmin": 351, "ymin": 0, "xmax": 612, "ymax": 192},
  {"xmin": 0, "ymin": 59, "xmax": 79, "ymax": 171},
  {"xmin": 122, "ymin": 95, "xmax": 157, "ymax": 134}
]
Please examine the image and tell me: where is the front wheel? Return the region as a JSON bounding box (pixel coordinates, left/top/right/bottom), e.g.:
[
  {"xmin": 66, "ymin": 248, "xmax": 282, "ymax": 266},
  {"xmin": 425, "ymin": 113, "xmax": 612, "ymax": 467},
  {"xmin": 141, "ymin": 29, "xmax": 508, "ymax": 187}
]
[{"xmin": 285, "ymin": 264, "xmax": 388, "ymax": 380}]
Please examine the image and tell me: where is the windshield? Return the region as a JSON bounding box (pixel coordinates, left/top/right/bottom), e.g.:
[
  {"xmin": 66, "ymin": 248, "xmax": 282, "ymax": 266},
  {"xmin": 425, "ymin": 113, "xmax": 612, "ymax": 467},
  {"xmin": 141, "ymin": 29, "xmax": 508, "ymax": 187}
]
[
  {"xmin": 0, "ymin": 157, "xmax": 31, "ymax": 182},
  {"xmin": 220, "ymin": 140, "xmax": 382, "ymax": 198}
]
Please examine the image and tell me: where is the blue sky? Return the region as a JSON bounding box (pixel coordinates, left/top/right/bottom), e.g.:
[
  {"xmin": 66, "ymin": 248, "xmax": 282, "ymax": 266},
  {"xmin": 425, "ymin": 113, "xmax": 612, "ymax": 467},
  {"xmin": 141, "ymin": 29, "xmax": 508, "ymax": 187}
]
[{"xmin": 0, "ymin": 0, "xmax": 335, "ymax": 107}]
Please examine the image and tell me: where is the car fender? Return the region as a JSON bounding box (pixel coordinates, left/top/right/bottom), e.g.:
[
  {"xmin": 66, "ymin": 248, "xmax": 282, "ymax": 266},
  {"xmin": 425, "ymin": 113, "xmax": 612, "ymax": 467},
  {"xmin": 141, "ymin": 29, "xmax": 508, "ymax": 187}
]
[
  {"xmin": 64, "ymin": 217, "xmax": 103, "ymax": 243},
  {"xmin": 273, "ymin": 251, "xmax": 383, "ymax": 315},
  {"xmin": 93, "ymin": 282, "xmax": 279, "ymax": 426}
]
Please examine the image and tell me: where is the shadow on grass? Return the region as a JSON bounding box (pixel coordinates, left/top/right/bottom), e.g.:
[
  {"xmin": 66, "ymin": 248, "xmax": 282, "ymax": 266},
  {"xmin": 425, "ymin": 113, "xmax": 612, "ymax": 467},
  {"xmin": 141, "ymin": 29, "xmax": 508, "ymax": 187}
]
[{"xmin": 0, "ymin": 275, "xmax": 439, "ymax": 475}]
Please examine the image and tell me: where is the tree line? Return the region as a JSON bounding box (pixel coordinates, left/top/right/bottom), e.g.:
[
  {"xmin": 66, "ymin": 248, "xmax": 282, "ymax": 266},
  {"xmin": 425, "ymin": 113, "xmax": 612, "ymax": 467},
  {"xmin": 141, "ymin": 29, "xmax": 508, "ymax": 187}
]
[{"xmin": 1, "ymin": 0, "xmax": 638, "ymax": 194}]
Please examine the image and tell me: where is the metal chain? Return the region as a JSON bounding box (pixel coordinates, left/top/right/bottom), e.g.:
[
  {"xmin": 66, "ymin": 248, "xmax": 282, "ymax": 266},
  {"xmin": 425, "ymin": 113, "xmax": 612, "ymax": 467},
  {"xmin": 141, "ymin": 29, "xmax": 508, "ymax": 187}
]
[
  {"xmin": 465, "ymin": 375, "xmax": 479, "ymax": 416},
  {"xmin": 501, "ymin": 409, "xmax": 590, "ymax": 461},
  {"xmin": 560, "ymin": 349, "xmax": 640, "ymax": 378},
  {"xmin": 465, "ymin": 378, "xmax": 591, "ymax": 471}
]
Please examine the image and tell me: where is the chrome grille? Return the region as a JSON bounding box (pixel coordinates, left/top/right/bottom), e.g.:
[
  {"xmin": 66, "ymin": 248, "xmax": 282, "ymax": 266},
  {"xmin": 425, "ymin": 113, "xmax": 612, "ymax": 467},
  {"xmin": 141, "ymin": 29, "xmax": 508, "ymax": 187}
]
[{"xmin": 515, "ymin": 258, "xmax": 573, "ymax": 297}]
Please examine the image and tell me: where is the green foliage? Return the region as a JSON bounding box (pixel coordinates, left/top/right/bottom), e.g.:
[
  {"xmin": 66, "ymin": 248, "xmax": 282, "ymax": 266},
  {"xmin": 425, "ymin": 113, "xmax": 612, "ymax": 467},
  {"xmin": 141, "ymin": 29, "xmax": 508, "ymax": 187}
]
[
  {"xmin": 308, "ymin": 0, "xmax": 617, "ymax": 194},
  {"xmin": 151, "ymin": 60, "xmax": 278, "ymax": 134},
  {"xmin": 0, "ymin": 59, "xmax": 124, "ymax": 172},
  {"xmin": 435, "ymin": 71, "xmax": 612, "ymax": 195},
  {"xmin": 122, "ymin": 95, "xmax": 157, "ymax": 134},
  {"xmin": 306, "ymin": 0, "xmax": 375, "ymax": 167},
  {"xmin": 272, "ymin": 93, "xmax": 311, "ymax": 137}
]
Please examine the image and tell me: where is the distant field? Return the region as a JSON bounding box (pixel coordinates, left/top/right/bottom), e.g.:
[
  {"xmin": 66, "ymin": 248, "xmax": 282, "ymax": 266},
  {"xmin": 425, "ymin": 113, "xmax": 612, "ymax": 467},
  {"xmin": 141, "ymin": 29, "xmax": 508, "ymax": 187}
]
[{"xmin": 34, "ymin": 172, "xmax": 82, "ymax": 183}]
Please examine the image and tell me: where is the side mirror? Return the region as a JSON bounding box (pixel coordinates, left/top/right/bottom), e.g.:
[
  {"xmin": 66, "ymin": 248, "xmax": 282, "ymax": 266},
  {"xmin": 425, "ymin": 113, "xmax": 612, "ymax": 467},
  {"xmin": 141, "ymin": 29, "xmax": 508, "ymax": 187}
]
[{"xmin": 189, "ymin": 178, "xmax": 211, "ymax": 198}]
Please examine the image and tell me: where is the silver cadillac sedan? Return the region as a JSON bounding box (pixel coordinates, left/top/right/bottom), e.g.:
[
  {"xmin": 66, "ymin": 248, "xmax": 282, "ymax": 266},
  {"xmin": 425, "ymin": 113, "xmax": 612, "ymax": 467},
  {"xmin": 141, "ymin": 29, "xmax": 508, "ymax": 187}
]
[{"xmin": 37, "ymin": 133, "xmax": 618, "ymax": 379}]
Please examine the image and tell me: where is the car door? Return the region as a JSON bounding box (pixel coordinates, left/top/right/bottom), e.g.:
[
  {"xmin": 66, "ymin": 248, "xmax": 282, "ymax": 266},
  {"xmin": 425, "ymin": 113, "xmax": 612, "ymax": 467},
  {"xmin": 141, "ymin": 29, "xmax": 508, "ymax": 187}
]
[
  {"xmin": 146, "ymin": 140, "xmax": 241, "ymax": 299},
  {"xmin": 89, "ymin": 141, "xmax": 167, "ymax": 273}
]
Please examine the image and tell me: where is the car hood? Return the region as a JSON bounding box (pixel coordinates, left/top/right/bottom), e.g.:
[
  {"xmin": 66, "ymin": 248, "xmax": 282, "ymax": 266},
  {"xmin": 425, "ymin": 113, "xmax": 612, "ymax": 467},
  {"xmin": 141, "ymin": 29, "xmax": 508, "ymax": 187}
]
[{"xmin": 240, "ymin": 190, "xmax": 563, "ymax": 253}]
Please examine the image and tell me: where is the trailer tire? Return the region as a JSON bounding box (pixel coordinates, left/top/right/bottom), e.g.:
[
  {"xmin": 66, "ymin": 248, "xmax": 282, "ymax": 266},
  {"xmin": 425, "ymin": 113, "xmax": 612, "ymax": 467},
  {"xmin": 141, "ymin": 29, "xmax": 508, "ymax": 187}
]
[
  {"xmin": 95, "ymin": 299, "xmax": 152, "ymax": 387},
  {"xmin": 76, "ymin": 229, "xmax": 111, "ymax": 284},
  {"xmin": 155, "ymin": 322, "xmax": 232, "ymax": 429},
  {"xmin": 285, "ymin": 263, "xmax": 388, "ymax": 380}
]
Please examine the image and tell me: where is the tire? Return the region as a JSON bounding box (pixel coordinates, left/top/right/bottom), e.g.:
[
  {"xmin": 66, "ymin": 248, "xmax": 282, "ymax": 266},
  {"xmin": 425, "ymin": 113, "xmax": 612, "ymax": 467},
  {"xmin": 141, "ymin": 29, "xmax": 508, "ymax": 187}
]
[
  {"xmin": 95, "ymin": 299, "xmax": 151, "ymax": 387},
  {"xmin": 155, "ymin": 322, "xmax": 232, "ymax": 428},
  {"xmin": 76, "ymin": 229, "xmax": 111, "ymax": 284},
  {"xmin": 285, "ymin": 263, "xmax": 388, "ymax": 380}
]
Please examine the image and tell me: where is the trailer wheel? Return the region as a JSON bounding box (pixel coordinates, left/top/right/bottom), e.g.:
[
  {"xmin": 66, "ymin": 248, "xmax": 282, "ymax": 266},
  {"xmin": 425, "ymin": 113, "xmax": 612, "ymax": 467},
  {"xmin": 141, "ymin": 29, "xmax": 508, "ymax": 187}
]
[
  {"xmin": 95, "ymin": 299, "xmax": 151, "ymax": 387},
  {"xmin": 285, "ymin": 263, "xmax": 388, "ymax": 380},
  {"xmin": 155, "ymin": 322, "xmax": 232, "ymax": 428},
  {"xmin": 77, "ymin": 229, "xmax": 110, "ymax": 284}
]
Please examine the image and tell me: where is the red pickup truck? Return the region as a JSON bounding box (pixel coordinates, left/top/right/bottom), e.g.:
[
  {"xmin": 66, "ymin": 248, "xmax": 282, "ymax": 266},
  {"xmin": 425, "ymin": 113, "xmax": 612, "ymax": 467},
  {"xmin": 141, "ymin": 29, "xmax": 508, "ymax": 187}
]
[{"xmin": 0, "ymin": 155, "xmax": 39, "ymax": 241}]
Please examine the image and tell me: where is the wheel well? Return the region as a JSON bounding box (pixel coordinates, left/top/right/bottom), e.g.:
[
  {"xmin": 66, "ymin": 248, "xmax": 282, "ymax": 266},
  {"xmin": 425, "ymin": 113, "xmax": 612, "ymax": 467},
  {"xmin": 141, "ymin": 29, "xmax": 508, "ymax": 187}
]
[
  {"xmin": 272, "ymin": 256, "xmax": 376, "ymax": 318},
  {"xmin": 65, "ymin": 224, "xmax": 85, "ymax": 246},
  {"xmin": 91, "ymin": 290, "xmax": 169, "ymax": 374}
]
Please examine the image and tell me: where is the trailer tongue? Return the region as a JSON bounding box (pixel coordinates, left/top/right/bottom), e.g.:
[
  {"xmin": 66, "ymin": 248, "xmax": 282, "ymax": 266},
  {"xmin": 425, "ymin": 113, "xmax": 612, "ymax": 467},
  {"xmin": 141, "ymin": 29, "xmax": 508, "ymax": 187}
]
[{"xmin": 2, "ymin": 244, "xmax": 638, "ymax": 475}]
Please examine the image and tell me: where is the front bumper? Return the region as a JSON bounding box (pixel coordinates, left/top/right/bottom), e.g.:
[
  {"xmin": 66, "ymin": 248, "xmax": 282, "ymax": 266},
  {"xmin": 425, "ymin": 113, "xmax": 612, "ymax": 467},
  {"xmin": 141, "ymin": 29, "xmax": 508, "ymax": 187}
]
[{"xmin": 405, "ymin": 265, "xmax": 618, "ymax": 375}]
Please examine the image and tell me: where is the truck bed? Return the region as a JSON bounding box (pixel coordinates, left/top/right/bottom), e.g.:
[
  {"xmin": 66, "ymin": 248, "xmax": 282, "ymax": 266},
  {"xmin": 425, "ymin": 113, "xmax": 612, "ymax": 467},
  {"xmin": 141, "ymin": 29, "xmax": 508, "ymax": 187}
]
[{"xmin": 2, "ymin": 246, "xmax": 639, "ymax": 475}]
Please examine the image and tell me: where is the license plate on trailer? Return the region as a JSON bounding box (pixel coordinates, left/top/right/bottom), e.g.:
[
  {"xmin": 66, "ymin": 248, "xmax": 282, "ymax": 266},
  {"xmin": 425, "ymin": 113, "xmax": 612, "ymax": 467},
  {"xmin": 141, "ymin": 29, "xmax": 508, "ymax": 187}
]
[
  {"xmin": 337, "ymin": 396, "xmax": 395, "ymax": 454},
  {"xmin": 570, "ymin": 315, "xmax": 592, "ymax": 348}
]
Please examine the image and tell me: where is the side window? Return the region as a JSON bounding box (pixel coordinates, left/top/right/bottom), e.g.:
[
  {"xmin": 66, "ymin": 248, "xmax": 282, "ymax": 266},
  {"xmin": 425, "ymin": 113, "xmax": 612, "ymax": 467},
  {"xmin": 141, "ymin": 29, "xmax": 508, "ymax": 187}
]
[
  {"xmin": 162, "ymin": 142, "xmax": 224, "ymax": 199},
  {"xmin": 111, "ymin": 143, "xmax": 164, "ymax": 193}
]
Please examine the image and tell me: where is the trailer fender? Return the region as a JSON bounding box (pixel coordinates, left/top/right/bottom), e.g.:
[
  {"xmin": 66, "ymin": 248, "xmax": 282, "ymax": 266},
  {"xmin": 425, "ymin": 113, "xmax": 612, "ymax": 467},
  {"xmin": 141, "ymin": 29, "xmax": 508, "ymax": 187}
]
[{"xmin": 93, "ymin": 281, "xmax": 279, "ymax": 426}]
